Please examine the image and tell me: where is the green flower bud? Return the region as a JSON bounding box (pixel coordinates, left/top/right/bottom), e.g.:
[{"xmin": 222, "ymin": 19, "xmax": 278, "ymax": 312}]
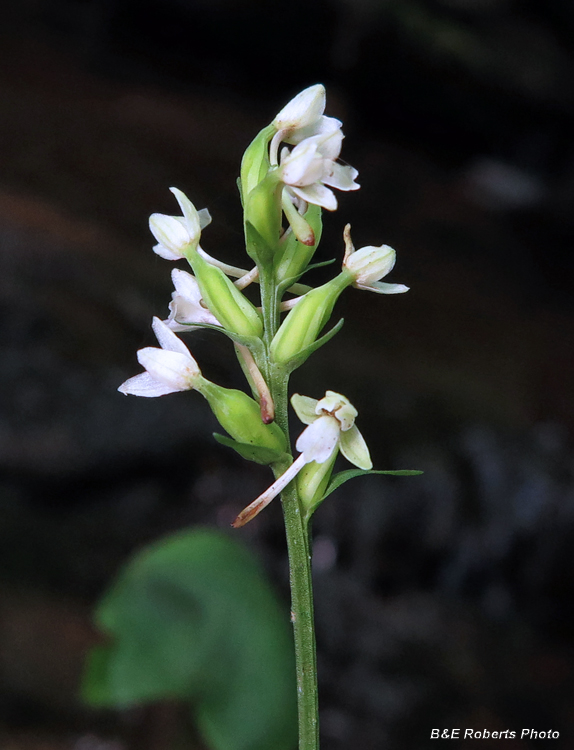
[
  {"xmin": 240, "ymin": 124, "xmax": 275, "ymax": 201},
  {"xmin": 188, "ymin": 250, "xmax": 263, "ymax": 339},
  {"xmin": 274, "ymin": 202, "xmax": 322, "ymax": 284},
  {"xmin": 198, "ymin": 380, "xmax": 287, "ymax": 454},
  {"xmin": 270, "ymin": 273, "xmax": 350, "ymax": 364},
  {"xmin": 244, "ymin": 172, "xmax": 283, "ymax": 263}
]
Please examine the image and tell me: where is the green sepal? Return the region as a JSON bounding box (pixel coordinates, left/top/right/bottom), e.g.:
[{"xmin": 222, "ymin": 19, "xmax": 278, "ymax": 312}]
[
  {"xmin": 213, "ymin": 433, "xmax": 288, "ymax": 466},
  {"xmin": 236, "ymin": 176, "xmax": 244, "ymax": 208},
  {"xmin": 274, "ymin": 203, "xmax": 323, "ymax": 285},
  {"xmin": 322, "ymin": 469, "xmax": 424, "ymax": 501},
  {"xmin": 281, "ymin": 318, "xmax": 345, "ymax": 374}
]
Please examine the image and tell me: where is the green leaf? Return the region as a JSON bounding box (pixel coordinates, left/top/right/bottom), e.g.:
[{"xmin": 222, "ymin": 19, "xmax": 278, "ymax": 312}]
[
  {"xmin": 213, "ymin": 432, "xmax": 287, "ymax": 465},
  {"xmin": 83, "ymin": 529, "xmax": 297, "ymax": 750},
  {"xmin": 182, "ymin": 321, "xmax": 265, "ymax": 356},
  {"xmin": 283, "ymin": 318, "xmax": 344, "ymax": 374},
  {"xmin": 322, "ymin": 468, "xmax": 424, "ymax": 501}
]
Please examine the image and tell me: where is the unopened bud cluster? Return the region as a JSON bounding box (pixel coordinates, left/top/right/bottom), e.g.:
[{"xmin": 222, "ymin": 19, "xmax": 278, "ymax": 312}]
[{"xmin": 119, "ymin": 84, "xmax": 410, "ymax": 524}]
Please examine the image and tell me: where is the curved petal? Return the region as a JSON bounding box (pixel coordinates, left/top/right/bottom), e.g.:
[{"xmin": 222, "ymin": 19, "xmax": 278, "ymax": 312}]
[
  {"xmin": 361, "ymin": 281, "xmax": 410, "ymax": 294},
  {"xmin": 290, "ymin": 183, "xmax": 338, "ymax": 211},
  {"xmin": 323, "ymin": 162, "xmax": 360, "ymax": 191},
  {"xmin": 149, "ymin": 214, "xmax": 190, "ymax": 255},
  {"xmin": 296, "ymin": 415, "xmax": 340, "ymax": 464},
  {"xmin": 315, "ymin": 130, "xmax": 343, "ymax": 160},
  {"xmin": 197, "ymin": 207, "xmax": 212, "ymax": 229},
  {"xmin": 137, "ymin": 347, "xmax": 198, "ymax": 391},
  {"xmin": 152, "ymin": 317, "xmax": 193, "ymax": 355},
  {"xmin": 118, "ymin": 372, "xmax": 180, "ymax": 397},
  {"xmin": 170, "ymin": 187, "xmax": 201, "ymax": 239},
  {"xmin": 339, "ymin": 425, "xmax": 372, "ymax": 470},
  {"xmin": 291, "ymin": 394, "xmax": 319, "ymax": 425},
  {"xmin": 281, "ymin": 142, "xmax": 322, "ymax": 186},
  {"xmin": 274, "ymin": 84, "xmax": 326, "ymax": 132},
  {"xmin": 285, "ymin": 115, "xmax": 342, "ymax": 145},
  {"xmin": 171, "ymin": 269, "xmax": 203, "ymax": 304},
  {"xmin": 152, "ymin": 242, "xmax": 183, "ymax": 261}
]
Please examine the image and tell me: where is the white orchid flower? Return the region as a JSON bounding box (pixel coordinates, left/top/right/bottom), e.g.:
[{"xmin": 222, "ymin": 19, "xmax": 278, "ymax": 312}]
[
  {"xmin": 271, "ymin": 84, "xmax": 342, "ymax": 156},
  {"xmin": 279, "ymin": 130, "xmax": 359, "ymax": 211},
  {"xmin": 149, "ymin": 187, "xmax": 212, "ymax": 260},
  {"xmin": 232, "ymin": 391, "xmax": 371, "ymax": 527},
  {"xmin": 342, "ymin": 224, "xmax": 409, "ymax": 294},
  {"xmin": 164, "ymin": 268, "xmax": 221, "ymax": 332},
  {"xmin": 118, "ymin": 317, "xmax": 201, "ymax": 397}
]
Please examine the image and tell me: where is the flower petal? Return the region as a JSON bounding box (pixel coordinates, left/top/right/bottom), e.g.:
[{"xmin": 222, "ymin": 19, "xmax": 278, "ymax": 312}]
[
  {"xmin": 360, "ymin": 281, "xmax": 410, "ymax": 294},
  {"xmin": 296, "ymin": 415, "xmax": 340, "ymax": 463},
  {"xmin": 152, "ymin": 316, "xmax": 193, "ymax": 355},
  {"xmin": 172, "ymin": 268, "xmax": 203, "ymax": 304},
  {"xmin": 314, "ymin": 130, "xmax": 343, "ymax": 161},
  {"xmin": 281, "ymin": 142, "xmax": 323, "ymax": 186},
  {"xmin": 137, "ymin": 347, "xmax": 198, "ymax": 391},
  {"xmin": 149, "ymin": 214, "xmax": 190, "ymax": 255},
  {"xmin": 198, "ymin": 207, "xmax": 212, "ymax": 229},
  {"xmin": 323, "ymin": 162, "xmax": 360, "ymax": 191},
  {"xmin": 118, "ymin": 372, "xmax": 180, "ymax": 397},
  {"xmin": 286, "ymin": 115, "xmax": 343, "ymax": 144},
  {"xmin": 339, "ymin": 425, "xmax": 372, "ymax": 470},
  {"xmin": 170, "ymin": 187, "xmax": 201, "ymax": 238},
  {"xmin": 290, "ymin": 183, "xmax": 338, "ymax": 211},
  {"xmin": 291, "ymin": 394, "xmax": 319, "ymax": 425},
  {"xmin": 273, "ymin": 84, "xmax": 326, "ymax": 132},
  {"xmin": 152, "ymin": 242, "xmax": 183, "ymax": 261}
]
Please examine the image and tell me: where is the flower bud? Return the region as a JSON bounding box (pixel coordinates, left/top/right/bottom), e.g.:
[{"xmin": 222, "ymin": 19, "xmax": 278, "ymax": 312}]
[
  {"xmin": 149, "ymin": 215, "xmax": 192, "ymax": 258},
  {"xmin": 296, "ymin": 449, "xmax": 338, "ymax": 513},
  {"xmin": 274, "ymin": 203, "xmax": 322, "ymax": 284},
  {"xmin": 273, "ymin": 84, "xmax": 326, "ymax": 134},
  {"xmin": 198, "ymin": 380, "xmax": 287, "ymax": 454},
  {"xmin": 344, "ymin": 244, "xmax": 396, "ymax": 285},
  {"xmin": 270, "ymin": 273, "xmax": 350, "ymax": 364},
  {"xmin": 149, "ymin": 188, "xmax": 211, "ymax": 261},
  {"xmin": 341, "ymin": 225, "xmax": 409, "ymax": 295},
  {"xmin": 240, "ymin": 124, "xmax": 275, "ymax": 201},
  {"xmin": 188, "ymin": 250, "xmax": 263, "ymax": 339},
  {"xmin": 243, "ymin": 172, "xmax": 283, "ymax": 260}
]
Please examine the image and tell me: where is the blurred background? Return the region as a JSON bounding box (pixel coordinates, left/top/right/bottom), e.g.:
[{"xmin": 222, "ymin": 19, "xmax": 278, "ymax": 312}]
[{"xmin": 1, "ymin": 0, "xmax": 574, "ymax": 748}]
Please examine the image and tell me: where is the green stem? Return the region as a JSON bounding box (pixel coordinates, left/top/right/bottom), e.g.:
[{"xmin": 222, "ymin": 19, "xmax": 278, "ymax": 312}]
[
  {"xmin": 260, "ymin": 256, "xmax": 319, "ymax": 749},
  {"xmin": 273, "ymin": 377, "xmax": 319, "ymax": 750}
]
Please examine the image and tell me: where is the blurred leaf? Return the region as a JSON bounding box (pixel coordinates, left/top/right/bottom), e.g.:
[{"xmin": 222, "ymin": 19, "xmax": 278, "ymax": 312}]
[
  {"xmin": 322, "ymin": 468, "xmax": 424, "ymax": 501},
  {"xmin": 83, "ymin": 528, "xmax": 296, "ymax": 750}
]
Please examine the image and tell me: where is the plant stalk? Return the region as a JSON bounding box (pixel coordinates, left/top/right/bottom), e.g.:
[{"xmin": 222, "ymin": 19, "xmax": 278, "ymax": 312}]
[{"xmin": 260, "ymin": 264, "xmax": 319, "ymax": 750}]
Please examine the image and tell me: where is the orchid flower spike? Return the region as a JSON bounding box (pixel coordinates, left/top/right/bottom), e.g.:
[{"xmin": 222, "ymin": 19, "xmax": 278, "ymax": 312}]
[
  {"xmin": 164, "ymin": 268, "xmax": 222, "ymax": 332},
  {"xmin": 149, "ymin": 188, "xmax": 212, "ymax": 260},
  {"xmin": 279, "ymin": 130, "xmax": 359, "ymax": 211},
  {"xmin": 118, "ymin": 317, "xmax": 202, "ymax": 397},
  {"xmin": 342, "ymin": 224, "xmax": 409, "ymax": 294},
  {"xmin": 232, "ymin": 391, "xmax": 371, "ymax": 528}
]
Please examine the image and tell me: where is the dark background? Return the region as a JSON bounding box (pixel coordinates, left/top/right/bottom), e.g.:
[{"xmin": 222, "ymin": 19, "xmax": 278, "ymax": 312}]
[{"xmin": 1, "ymin": 1, "xmax": 574, "ymax": 748}]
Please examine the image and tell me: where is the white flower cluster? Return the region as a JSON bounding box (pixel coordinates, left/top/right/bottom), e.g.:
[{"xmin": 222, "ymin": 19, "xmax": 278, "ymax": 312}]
[{"xmin": 273, "ymin": 84, "xmax": 360, "ymax": 212}]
